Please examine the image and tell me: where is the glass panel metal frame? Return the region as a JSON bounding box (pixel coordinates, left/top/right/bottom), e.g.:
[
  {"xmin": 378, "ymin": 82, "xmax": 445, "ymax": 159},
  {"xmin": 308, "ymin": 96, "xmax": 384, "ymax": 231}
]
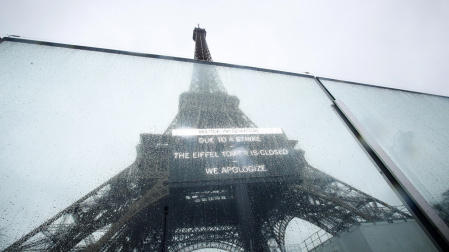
[{"xmin": 316, "ymin": 76, "xmax": 449, "ymax": 251}]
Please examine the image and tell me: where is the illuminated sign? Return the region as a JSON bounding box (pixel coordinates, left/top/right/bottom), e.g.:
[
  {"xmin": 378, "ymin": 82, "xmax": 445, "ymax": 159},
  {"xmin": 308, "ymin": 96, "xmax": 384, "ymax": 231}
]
[
  {"xmin": 172, "ymin": 128, "xmax": 283, "ymax": 136},
  {"xmin": 170, "ymin": 128, "xmax": 300, "ymax": 185}
]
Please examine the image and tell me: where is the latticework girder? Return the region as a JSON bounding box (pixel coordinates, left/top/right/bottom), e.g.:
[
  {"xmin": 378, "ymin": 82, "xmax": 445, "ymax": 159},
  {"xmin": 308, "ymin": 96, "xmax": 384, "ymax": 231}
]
[
  {"xmin": 281, "ymin": 165, "xmax": 410, "ymax": 237},
  {"xmin": 169, "ymin": 225, "xmax": 244, "ymax": 252},
  {"xmin": 6, "ymin": 149, "xmax": 411, "ymax": 252}
]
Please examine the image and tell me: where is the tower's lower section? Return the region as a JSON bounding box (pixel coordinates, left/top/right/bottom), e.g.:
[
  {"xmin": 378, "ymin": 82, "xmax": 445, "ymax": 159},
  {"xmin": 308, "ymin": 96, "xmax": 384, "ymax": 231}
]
[{"xmin": 5, "ymin": 131, "xmax": 411, "ymax": 252}]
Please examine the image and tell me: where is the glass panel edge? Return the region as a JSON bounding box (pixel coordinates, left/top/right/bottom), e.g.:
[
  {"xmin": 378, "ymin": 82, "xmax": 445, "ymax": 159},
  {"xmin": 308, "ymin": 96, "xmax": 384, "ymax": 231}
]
[{"xmin": 334, "ymin": 99, "xmax": 449, "ymax": 251}]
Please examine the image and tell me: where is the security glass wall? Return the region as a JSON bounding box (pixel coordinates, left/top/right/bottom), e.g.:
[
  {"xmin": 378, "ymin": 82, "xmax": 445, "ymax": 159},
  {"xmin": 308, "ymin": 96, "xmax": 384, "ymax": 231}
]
[
  {"xmin": 321, "ymin": 78, "xmax": 449, "ymax": 228},
  {"xmin": 0, "ymin": 39, "xmax": 440, "ymax": 251}
]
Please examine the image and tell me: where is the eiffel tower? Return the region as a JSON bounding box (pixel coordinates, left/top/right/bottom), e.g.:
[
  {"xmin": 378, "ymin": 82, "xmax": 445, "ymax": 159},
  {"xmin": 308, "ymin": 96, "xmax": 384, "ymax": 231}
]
[{"xmin": 5, "ymin": 27, "xmax": 411, "ymax": 252}]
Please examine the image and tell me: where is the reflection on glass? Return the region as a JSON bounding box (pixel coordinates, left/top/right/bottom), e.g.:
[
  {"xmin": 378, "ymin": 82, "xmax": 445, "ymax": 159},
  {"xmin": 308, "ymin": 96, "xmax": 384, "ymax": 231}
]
[
  {"xmin": 0, "ymin": 39, "xmax": 438, "ymax": 251},
  {"xmin": 321, "ymin": 78, "xmax": 449, "ymax": 228}
]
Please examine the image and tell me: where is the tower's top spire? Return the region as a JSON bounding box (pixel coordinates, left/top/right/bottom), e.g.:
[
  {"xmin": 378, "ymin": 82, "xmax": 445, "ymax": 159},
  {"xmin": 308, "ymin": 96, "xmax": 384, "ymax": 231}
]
[
  {"xmin": 189, "ymin": 26, "xmax": 227, "ymax": 93},
  {"xmin": 193, "ymin": 27, "xmax": 212, "ymax": 61}
]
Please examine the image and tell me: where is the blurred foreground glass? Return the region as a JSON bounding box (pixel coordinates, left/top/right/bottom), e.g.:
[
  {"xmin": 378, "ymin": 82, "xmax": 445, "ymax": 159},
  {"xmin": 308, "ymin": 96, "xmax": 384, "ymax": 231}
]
[{"xmin": 0, "ymin": 39, "xmax": 439, "ymax": 251}]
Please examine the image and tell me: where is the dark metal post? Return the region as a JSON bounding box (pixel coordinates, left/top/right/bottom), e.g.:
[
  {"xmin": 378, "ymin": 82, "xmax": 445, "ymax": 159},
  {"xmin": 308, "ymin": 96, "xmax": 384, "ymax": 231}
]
[{"xmin": 162, "ymin": 206, "xmax": 169, "ymax": 252}]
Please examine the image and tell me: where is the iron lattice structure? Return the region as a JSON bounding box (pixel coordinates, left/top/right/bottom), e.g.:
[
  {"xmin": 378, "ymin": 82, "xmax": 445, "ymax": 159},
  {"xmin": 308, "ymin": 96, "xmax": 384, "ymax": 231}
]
[{"xmin": 5, "ymin": 27, "xmax": 411, "ymax": 252}]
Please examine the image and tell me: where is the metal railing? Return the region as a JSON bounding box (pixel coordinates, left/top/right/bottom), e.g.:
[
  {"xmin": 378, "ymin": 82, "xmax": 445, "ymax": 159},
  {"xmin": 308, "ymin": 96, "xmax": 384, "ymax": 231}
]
[{"xmin": 285, "ymin": 229, "xmax": 332, "ymax": 252}]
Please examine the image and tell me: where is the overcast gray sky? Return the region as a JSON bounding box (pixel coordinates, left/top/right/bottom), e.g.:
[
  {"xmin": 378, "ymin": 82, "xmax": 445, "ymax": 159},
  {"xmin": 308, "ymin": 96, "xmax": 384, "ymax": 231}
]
[
  {"xmin": 1, "ymin": 0, "xmax": 449, "ymax": 96},
  {"xmin": 1, "ymin": 0, "xmax": 448, "ymax": 249}
]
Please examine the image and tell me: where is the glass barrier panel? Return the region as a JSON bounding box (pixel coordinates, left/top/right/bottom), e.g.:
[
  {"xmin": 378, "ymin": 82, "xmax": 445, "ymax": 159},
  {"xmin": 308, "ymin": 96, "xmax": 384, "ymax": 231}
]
[
  {"xmin": 321, "ymin": 78, "xmax": 449, "ymax": 229},
  {"xmin": 0, "ymin": 40, "xmax": 438, "ymax": 251}
]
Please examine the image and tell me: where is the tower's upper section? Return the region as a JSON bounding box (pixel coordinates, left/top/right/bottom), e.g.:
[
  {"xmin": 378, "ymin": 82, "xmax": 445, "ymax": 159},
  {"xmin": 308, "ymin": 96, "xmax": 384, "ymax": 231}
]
[
  {"xmin": 193, "ymin": 27, "xmax": 212, "ymax": 61},
  {"xmin": 165, "ymin": 27, "xmax": 256, "ymax": 131},
  {"xmin": 189, "ymin": 27, "xmax": 227, "ymax": 94}
]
